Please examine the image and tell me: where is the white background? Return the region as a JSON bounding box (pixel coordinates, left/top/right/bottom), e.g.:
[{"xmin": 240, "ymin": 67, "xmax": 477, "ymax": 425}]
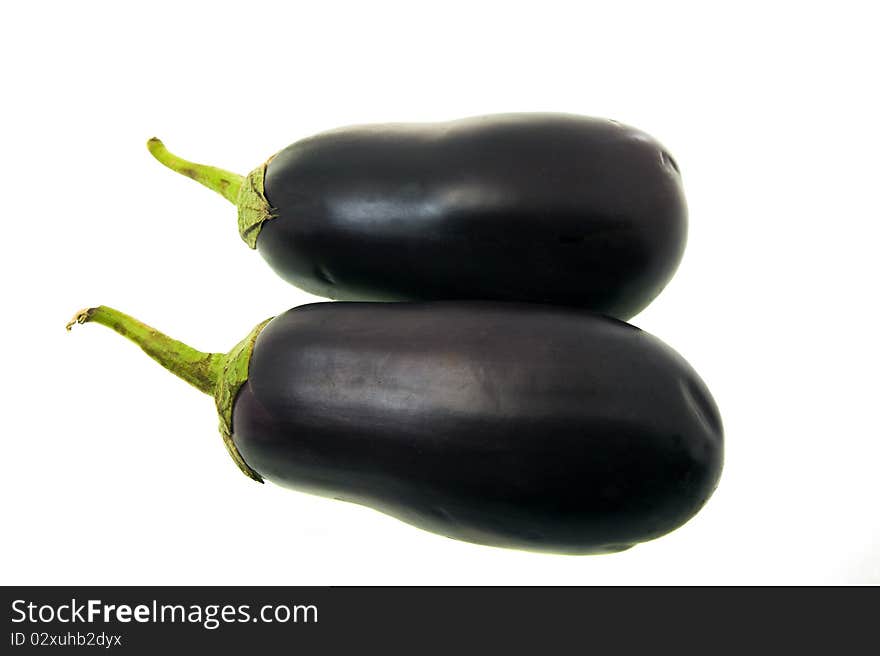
[{"xmin": 2, "ymin": 1, "xmax": 878, "ymax": 585}]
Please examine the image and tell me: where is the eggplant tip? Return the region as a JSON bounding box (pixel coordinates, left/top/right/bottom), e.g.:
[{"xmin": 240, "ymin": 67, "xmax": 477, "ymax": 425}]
[{"xmin": 66, "ymin": 307, "xmax": 94, "ymax": 331}]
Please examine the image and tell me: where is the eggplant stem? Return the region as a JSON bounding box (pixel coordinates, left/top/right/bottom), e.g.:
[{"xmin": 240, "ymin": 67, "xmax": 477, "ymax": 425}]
[
  {"xmin": 147, "ymin": 138, "xmax": 243, "ymax": 205},
  {"xmin": 66, "ymin": 305, "xmax": 223, "ymax": 396},
  {"xmin": 68, "ymin": 305, "xmax": 270, "ymax": 482}
]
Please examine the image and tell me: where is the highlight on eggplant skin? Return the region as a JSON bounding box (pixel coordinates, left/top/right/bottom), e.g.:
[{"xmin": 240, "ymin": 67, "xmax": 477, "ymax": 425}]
[
  {"xmin": 69, "ymin": 302, "xmax": 723, "ymax": 555},
  {"xmin": 148, "ymin": 113, "xmax": 687, "ymax": 320}
]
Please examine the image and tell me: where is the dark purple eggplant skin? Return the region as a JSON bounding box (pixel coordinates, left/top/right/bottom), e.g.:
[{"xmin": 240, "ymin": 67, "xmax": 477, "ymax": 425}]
[
  {"xmin": 259, "ymin": 114, "xmax": 687, "ymax": 320},
  {"xmin": 231, "ymin": 302, "xmax": 722, "ymax": 554}
]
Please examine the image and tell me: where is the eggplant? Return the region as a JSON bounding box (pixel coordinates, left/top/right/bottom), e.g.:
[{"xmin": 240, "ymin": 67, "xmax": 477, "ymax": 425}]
[
  {"xmin": 148, "ymin": 113, "xmax": 687, "ymax": 320},
  {"xmin": 68, "ymin": 302, "xmax": 722, "ymax": 554}
]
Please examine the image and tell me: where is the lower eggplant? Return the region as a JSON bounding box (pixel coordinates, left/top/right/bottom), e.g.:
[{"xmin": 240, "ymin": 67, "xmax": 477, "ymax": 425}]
[{"xmin": 68, "ymin": 302, "xmax": 723, "ymax": 554}]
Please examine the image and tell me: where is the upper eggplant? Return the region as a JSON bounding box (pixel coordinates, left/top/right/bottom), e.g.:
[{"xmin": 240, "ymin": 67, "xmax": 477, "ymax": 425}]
[{"xmin": 150, "ymin": 114, "xmax": 687, "ymax": 319}]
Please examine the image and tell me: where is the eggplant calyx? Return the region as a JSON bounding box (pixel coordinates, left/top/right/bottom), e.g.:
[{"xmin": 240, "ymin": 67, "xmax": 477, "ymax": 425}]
[
  {"xmin": 213, "ymin": 317, "xmax": 272, "ymax": 481},
  {"xmin": 66, "ymin": 305, "xmax": 271, "ymax": 483},
  {"xmin": 237, "ymin": 163, "xmax": 276, "ymax": 249}
]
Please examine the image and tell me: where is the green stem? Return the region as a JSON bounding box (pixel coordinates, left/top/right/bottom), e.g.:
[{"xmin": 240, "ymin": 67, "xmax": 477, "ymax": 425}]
[
  {"xmin": 66, "ymin": 306, "xmax": 223, "ymax": 396},
  {"xmin": 67, "ymin": 306, "xmax": 271, "ymax": 483},
  {"xmin": 147, "ymin": 138, "xmax": 243, "ymax": 204}
]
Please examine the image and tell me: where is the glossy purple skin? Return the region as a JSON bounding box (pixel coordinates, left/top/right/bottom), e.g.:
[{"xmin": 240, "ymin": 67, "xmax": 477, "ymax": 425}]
[
  {"xmin": 231, "ymin": 302, "xmax": 722, "ymax": 554},
  {"xmin": 258, "ymin": 114, "xmax": 687, "ymax": 320}
]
